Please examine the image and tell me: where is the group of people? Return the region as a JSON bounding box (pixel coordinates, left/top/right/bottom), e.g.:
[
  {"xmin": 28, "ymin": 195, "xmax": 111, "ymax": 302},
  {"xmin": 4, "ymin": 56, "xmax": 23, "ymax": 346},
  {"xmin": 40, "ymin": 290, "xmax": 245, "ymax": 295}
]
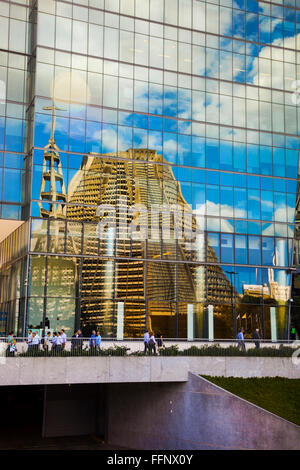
[
  {"xmin": 237, "ymin": 328, "xmax": 261, "ymax": 351},
  {"xmin": 26, "ymin": 329, "xmax": 102, "ymax": 354},
  {"xmin": 6, "ymin": 329, "xmax": 102, "ymax": 355},
  {"xmin": 86, "ymin": 330, "xmax": 102, "ymax": 351},
  {"xmin": 27, "ymin": 329, "xmax": 69, "ymax": 353},
  {"xmin": 6, "ymin": 327, "xmax": 261, "ymax": 356},
  {"xmin": 143, "ymin": 330, "xmax": 164, "ymax": 355}
]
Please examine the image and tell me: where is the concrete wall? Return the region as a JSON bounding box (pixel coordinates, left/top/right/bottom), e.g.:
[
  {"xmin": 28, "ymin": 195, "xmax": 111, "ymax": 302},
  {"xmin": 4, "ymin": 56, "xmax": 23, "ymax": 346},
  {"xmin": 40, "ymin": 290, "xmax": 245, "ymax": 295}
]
[
  {"xmin": 42, "ymin": 384, "xmax": 107, "ymax": 438},
  {"xmin": 0, "ymin": 356, "xmax": 299, "ymax": 386},
  {"xmin": 0, "ymin": 357, "xmax": 188, "ymax": 385},
  {"xmin": 42, "ymin": 385, "xmax": 98, "ymax": 438},
  {"xmin": 106, "ymin": 373, "xmax": 300, "ymax": 450},
  {"xmin": 187, "ymin": 356, "xmax": 300, "ymax": 378},
  {"xmin": 40, "ymin": 373, "xmax": 300, "ymax": 449}
]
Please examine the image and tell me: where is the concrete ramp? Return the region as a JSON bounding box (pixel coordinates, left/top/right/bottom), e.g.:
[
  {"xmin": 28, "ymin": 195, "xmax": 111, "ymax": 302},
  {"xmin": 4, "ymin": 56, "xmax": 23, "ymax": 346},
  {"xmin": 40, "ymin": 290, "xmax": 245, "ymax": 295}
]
[{"xmin": 106, "ymin": 373, "xmax": 300, "ymax": 450}]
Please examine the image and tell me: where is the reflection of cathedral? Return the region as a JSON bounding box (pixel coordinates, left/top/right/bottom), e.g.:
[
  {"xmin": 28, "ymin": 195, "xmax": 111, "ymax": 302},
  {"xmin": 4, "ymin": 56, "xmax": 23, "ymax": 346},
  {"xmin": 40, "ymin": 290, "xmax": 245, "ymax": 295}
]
[
  {"xmin": 64, "ymin": 149, "xmax": 234, "ymax": 336},
  {"xmin": 36, "ymin": 110, "xmax": 235, "ymax": 336}
]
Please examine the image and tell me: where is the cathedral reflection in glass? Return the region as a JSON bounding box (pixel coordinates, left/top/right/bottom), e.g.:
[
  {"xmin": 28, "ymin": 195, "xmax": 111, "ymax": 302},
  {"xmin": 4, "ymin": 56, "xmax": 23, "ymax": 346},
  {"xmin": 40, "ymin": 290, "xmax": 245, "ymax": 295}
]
[{"xmin": 0, "ymin": 0, "xmax": 299, "ymax": 340}]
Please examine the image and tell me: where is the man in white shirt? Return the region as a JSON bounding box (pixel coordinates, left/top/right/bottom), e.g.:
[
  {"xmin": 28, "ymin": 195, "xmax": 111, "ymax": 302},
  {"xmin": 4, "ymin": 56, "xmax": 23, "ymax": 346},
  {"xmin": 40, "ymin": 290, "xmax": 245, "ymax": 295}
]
[
  {"xmin": 31, "ymin": 332, "xmax": 40, "ymax": 353},
  {"xmin": 27, "ymin": 330, "xmax": 33, "ymax": 352},
  {"xmin": 51, "ymin": 332, "xmax": 57, "ymax": 353},
  {"xmin": 143, "ymin": 330, "xmax": 150, "ymax": 354},
  {"xmin": 148, "ymin": 332, "xmax": 157, "ymax": 356},
  {"xmin": 60, "ymin": 329, "xmax": 67, "ymax": 350},
  {"xmin": 43, "ymin": 332, "xmax": 51, "ymax": 352},
  {"xmin": 56, "ymin": 332, "xmax": 62, "ymax": 353}
]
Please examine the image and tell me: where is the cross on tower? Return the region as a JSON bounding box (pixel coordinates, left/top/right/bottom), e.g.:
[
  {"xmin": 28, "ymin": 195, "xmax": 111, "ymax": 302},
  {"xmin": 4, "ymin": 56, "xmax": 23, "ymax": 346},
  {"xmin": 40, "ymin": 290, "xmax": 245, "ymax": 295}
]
[{"xmin": 42, "ymin": 104, "xmax": 65, "ymax": 140}]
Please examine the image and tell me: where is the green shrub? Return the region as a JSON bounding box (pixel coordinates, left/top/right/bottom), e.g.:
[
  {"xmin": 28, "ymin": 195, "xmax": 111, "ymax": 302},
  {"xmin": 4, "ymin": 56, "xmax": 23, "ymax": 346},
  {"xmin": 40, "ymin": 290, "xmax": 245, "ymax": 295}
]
[
  {"xmin": 10, "ymin": 342, "xmax": 297, "ymax": 358},
  {"xmin": 159, "ymin": 345, "xmax": 180, "ymax": 356},
  {"xmin": 130, "ymin": 351, "xmax": 145, "ymax": 356},
  {"xmin": 104, "ymin": 345, "xmax": 130, "ymax": 356}
]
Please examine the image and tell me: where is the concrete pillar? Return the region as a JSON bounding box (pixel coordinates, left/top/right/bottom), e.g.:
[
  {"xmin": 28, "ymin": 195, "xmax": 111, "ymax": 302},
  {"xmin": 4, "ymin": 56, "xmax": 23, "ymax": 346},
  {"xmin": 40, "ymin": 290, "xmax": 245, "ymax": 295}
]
[
  {"xmin": 117, "ymin": 302, "xmax": 124, "ymax": 340},
  {"xmin": 208, "ymin": 304, "xmax": 214, "ymax": 341},
  {"xmin": 187, "ymin": 304, "xmax": 194, "ymax": 341},
  {"xmin": 270, "ymin": 307, "xmax": 277, "ymax": 342}
]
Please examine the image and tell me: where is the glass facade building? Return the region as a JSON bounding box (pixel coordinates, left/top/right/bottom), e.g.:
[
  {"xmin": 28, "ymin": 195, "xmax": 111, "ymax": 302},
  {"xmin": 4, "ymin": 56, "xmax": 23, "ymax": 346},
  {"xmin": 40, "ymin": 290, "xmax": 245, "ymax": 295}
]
[{"xmin": 0, "ymin": 0, "xmax": 299, "ymax": 339}]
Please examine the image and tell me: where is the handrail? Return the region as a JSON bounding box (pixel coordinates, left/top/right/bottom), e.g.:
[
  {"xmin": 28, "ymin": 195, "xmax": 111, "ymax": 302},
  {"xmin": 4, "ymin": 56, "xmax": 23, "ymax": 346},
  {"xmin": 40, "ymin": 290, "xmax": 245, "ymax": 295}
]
[
  {"xmin": 0, "ymin": 336, "xmax": 298, "ymax": 358},
  {"xmin": 0, "ymin": 337, "xmax": 297, "ymax": 343}
]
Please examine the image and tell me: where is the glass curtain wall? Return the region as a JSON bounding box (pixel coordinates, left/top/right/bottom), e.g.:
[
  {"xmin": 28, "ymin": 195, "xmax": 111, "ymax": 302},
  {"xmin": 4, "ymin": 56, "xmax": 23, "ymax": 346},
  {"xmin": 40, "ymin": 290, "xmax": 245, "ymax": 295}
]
[
  {"xmin": 1, "ymin": 0, "xmax": 299, "ymax": 339},
  {"xmin": 0, "ymin": 0, "xmax": 29, "ymax": 219}
]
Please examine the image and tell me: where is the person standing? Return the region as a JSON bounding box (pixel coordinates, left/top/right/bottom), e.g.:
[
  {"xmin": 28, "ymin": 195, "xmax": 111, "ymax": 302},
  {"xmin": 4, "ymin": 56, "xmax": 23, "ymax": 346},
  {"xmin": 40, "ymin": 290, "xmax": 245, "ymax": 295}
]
[
  {"xmin": 148, "ymin": 332, "xmax": 157, "ymax": 355},
  {"xmin": 7, "ymin": 331, "xmax": 16, "ymax": 356},
  {"xmin": 56, "ymin": 331, "xmax": 62, "ymax": 354},
  {"xmin": 96, "ymin": 331, "xmax": 102, "ymax": 351},
  {"xmin": 253, "ymin": 328, "xmax": 260, "ymax": 349},
  {"xmin": 77, "ymin": 329, "xmax": 83, "ymax": 351},
  {"xmin": 71, "ymin": 330, "xmax": 78, "ymax": 353},
  {"xmin": 26, "ymin": 330, "xmax": 33, "ymax": 352},
  {"xmin": 90, "ymin": 330, "xmax": 96, "ymax": 354},
  {"xmin": 156, "ymin": 333, "xmax": 164, "ymax": 355},
  {"xmin": 237, "ymin": 328, "xmax": 246, "ymax": 352},
  {"xmin": 43, "ymin": 331, "xmax": 51, "ymax": 352},
  {"xmin": 143, "ymin": 329, "xmax": 150, "ymax": 354},
  {"xmin": 60, "ymin": 329, "xmax": 67, "ymax": 350},
  {"xmin": 51, "ymin": 332, "xmax": 57, "ymax": 353},
  {"xmin": 31, "ymin": 331, "xmax": 40, "ymax": 354}
]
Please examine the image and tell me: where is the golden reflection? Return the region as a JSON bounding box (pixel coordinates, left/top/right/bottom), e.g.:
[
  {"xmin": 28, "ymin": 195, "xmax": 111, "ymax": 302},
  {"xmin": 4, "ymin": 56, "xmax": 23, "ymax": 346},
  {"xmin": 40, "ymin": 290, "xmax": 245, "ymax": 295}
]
[{"xmin": 58, "ymin": 149, "xmax": 234, "ymax": 336}]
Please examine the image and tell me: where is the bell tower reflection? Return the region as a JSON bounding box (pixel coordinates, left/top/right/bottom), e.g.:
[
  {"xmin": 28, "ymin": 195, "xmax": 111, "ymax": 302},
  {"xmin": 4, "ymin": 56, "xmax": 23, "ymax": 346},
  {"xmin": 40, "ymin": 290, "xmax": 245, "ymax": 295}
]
[{"xmin": 38, "ymin": 104, "xmax": 67, "ymax": 219}]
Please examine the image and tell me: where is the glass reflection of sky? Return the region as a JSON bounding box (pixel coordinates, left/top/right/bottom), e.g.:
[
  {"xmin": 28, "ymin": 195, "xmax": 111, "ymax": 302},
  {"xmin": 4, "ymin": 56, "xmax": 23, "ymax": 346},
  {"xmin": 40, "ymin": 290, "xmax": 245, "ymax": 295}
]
[
  {"xmin": 33, "ymin": 101, "xmax": 299, "ymax": 244},
  {"xmin": 222, "ymin": 265, "xmax": 292, "ymax": 297}
]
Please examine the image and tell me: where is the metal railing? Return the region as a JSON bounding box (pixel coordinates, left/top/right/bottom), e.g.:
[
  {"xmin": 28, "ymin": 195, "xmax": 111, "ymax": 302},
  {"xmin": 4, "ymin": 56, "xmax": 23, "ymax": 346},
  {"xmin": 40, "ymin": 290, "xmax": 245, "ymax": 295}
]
[{"xmin": 0, "ymin": 337, "xmax": 298, "ymax": 358}]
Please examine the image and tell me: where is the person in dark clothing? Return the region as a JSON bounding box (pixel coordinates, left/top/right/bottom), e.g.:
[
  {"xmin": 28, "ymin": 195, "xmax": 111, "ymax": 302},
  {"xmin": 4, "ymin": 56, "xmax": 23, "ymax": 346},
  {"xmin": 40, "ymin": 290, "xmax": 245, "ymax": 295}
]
[
  {"xmin": 156, "ymin": 333, "xmax": 164, "ymax": 355},
  {"xmin": 71, "ymin": 330, "xmax": 79, "ymax": 353},
  {"xmin": 148, "ymin": 332, "xmax": 157, "ymax": 355},
  {"xmin": 77, "ymin": 329, "xmax": 83, "ymax": 351},
  {"xmin": 253, "ymin": 328, "xmax": 260, "ymax": 349}
]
